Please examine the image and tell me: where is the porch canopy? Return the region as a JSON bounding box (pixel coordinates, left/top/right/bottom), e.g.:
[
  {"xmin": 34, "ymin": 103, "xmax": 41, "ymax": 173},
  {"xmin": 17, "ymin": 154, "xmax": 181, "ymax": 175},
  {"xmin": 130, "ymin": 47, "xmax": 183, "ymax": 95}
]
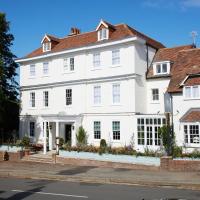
[{"xmin": 41, "ymin": 114, "xmax": 82, "ymax": 154}]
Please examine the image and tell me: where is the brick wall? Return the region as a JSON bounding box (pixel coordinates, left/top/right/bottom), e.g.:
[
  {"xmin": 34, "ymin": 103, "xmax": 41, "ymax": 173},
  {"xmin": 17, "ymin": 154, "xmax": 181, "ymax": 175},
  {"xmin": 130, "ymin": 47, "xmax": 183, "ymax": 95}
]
[
  {"xmin": 56, "ymin": 156, "xmax": 159, "ymax": 171},
  {"xmin": 0, "ymin": 151, "xmax": 24, "ymax": 161},
  {"xmin": 160, "ymin": 156, "xmax": 200, "ymax": 171}
]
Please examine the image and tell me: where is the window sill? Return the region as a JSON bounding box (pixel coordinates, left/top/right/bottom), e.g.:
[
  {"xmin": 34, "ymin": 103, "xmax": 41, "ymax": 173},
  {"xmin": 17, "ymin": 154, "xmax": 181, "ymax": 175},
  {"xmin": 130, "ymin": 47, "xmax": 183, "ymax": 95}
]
[
  {"xmin": 65, "ymin": 105, "xmax": 73, "ymax": 108},
  {"xmin": 41, "ymin": 75, "xmax": 49, "ymax": 78},
  {"xmin": 28, "ymin": 76, "xmax": 36, "ymax": 79},
  {"xmin": 184, "ymin": 98, "xmax": 200, "ymax": 101},
  {"xmin": 62, "ymin": 71, "xmax": 75, "ymax": 75},
  {"xmin": 91, "ymin": 67, "xmax": 102, "ymax": 71},
  {"xmin": 110, "ymin": 103, "xmax": 121, "ymax": 106},
  {"xmin": 92, "ymin": 104, "xmax": 102, "ymax": 107},
  {"xmin": 110, "ymin": 64, "xmax": 121, "ymax": 68},
  {"xmin": 28, "ymin": 107, "xmax": 36, "ymax": 110},
  {"xmin": 150, "ymin": 101, "xmax": 160, "ymax": 104},
  {"xmin": 41, "ymin": 107, "xmax": 50, "ymax": 110}
]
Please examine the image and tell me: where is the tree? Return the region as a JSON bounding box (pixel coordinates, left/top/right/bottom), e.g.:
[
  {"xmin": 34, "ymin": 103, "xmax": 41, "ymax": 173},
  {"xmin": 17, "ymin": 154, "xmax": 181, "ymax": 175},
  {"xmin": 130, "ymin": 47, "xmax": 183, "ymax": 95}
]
[{"xmin": 0, "ymin": 12, "xmax": 19, "ymax": 142}]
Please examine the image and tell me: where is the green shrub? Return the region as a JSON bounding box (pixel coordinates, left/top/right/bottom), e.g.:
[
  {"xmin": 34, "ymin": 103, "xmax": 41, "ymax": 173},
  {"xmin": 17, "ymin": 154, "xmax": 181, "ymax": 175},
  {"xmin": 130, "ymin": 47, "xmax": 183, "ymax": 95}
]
[
  {"xmin": 76, "ymin": 126, "xmax": 87, "ymax": 146},
  {"xmin": 21, "ymin": 136, "xmax": 30, "ymax": 148},
  {"xmin": 189, "ymin": 149, "xmax": 200, "ymax": 159},
  {"xmin": 158, "ymin": 125, "xmax": 174, "ymax": 156},
  {"xmin": 100, "ymin": 139, "xmax": 107, "ymax": 148},
  {"xmin": 172, "ymin": 146, "xmax": 183, "ymax": 158},
  {"xmin": 59, "ymin": 138, "xmax": 65, "ymax": 147}
]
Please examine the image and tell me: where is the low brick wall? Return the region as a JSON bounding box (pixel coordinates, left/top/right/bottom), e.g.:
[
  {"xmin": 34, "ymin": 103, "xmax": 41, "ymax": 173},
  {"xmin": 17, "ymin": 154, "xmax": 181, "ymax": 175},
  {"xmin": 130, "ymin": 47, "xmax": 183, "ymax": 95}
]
[
  {"xmin": 0, "ymin": 151, "xmax": 24, "ymax": 161},
  {"xmin": 160, "ymin": 156, "xmax": 200, "ymax": 172},
  {"xmin": 56, "ymin": 156, "xmax": 159, "ymax": 171}
]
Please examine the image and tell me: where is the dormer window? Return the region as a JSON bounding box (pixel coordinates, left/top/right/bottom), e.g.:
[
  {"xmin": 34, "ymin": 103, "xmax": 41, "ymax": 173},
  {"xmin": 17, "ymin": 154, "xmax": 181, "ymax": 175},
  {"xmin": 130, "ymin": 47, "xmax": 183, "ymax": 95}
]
[
  {"xmin": 98, "ymin": 28, "xmax": 109, "ymax": 41},
  {"xmin": 43, "ymin": 42, "xmax": 51, "ymax": 52},
  {"xmin": 153, "ymin": 61, "xmax": 170, "ymax": 75}
]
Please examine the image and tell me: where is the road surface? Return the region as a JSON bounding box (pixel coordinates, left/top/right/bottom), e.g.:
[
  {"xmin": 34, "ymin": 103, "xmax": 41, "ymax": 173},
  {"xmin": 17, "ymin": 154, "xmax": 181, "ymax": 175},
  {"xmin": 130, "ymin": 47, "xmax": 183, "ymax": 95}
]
[{"xmin": 0, "ymin": 177, "xmax": 200, "ymax": 200}]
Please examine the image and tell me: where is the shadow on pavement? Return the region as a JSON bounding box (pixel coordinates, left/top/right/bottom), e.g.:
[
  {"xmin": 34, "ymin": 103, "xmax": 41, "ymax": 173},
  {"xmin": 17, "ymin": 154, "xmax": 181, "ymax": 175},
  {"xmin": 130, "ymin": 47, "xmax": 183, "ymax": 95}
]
[{"xmin": 58, "ymin": 166, "xmax": 97, "ymax": 175}]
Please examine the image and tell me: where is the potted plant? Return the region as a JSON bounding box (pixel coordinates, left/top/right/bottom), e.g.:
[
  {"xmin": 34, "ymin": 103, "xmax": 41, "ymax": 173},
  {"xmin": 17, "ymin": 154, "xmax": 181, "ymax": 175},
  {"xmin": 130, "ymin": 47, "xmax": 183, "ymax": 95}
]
[{"xmin": 21, "ymin": 136, "xmax": 30, "ymax": 156}]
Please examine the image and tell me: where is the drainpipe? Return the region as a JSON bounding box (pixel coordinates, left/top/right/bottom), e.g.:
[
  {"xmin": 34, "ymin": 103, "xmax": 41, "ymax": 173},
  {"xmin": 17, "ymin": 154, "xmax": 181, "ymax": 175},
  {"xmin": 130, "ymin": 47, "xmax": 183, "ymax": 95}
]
[
  {"xmin": 146, "ymin": 44, "xmax": 149, "ymax": 71},
  {"xmin": 170, "ymin": 93, "xmax": 174, "ymax": 155}
]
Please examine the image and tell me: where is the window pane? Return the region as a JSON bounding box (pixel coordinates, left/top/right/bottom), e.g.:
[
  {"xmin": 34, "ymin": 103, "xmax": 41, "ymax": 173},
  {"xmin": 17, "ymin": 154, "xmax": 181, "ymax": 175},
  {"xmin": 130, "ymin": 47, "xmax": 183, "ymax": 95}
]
[
  {"xmin": 43, "ymin": 91, "xmax": 49, "ymax": 107},
  {"xmin": 162, "ymin": 63, "xmax": 167, "ymax": 73},
  {"xmin": 184, "ymin": 125, "xmax": 188, "ymax": 144},
  {"xmin": 185, "ymin": 87, "xmax": 191, "ymax": 98},
  {"xmin": 156, "ymin": 64, "xmax": 161, "ymax": 73},
  {"xmin": 66, "ymin": 89, "xmax": 72, "ymax": 105},
  {"xmin": 43, "ymin": 62, "xmax": 49, "ymax": 75},
  {"xmin": 152, "ymin": 89, "xmax": 159, "ymax": 101},
  {"xmin": 113, "ymin": 84, "xmax": 120, "ymax": 103},
  {"xmin": 94, "ymin": 121, "xmax": 101, "ymax": 139},
  {"xmin": 30, "ymin": 122, "xmax": 35, "ymax": 137},
  {"xmin": 112, "ymin": 50, "xmax": 120, "ymax": 65},
  {"xmin": 189, "ymin": 125, "xmax": 200, "ymax": 144},
  {"xmin": 63, "ymin": 58, "xmax": 68, "ymax": 72},
  {"xmin": 94, "ymin": 86, "xmax": 101, "ymax": 104},
  {"xmin": 193, "ymin": 86, "xmax": 199, "ymax": 98},
  {"xmin": 70, "ymin": 58, "xmax": 74, "ymax": 71},
  {"xmin": 30, "ymin": 64, "xmax": 35, "ymax": 76},
  {"xmin": 30, "ymin": 92, "xmax": 35, "ymax": 107},
  {"xmin": 93, "ymin": 53, "xmax": 100, "ymax": 67},
  {"xmin": 113, "ymin": 121, "xmax": 120, "ymax": 140}
]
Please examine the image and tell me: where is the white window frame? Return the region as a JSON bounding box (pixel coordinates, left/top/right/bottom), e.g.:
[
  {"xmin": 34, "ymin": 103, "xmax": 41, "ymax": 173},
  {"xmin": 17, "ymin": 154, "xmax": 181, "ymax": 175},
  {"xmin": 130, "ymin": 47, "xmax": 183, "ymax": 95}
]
[
  {"xmin": 183, "ymin": 123, "xmax": 200, "ymax": 146},
  {"xmin": 93, "ymin": 53, "xmax": 101, "ymax": 68},
  {"xmin": 63, "ymin": 58, "xmax": 68, "ymax": 72},
  {"xmin": 43, "ymin": 62, "xmax": 49, "ymax": 75},
  {"xmin": 98, "ymin": 28, "xmax": 109, "ymax": 41},
  {"xmin": 112, "ymin": 83, "xmax": 120, "ymax": 104},
  {"xmin": 112, "ymin": 49, "xmax": 120, "ymax": 66},
  {"xmin": 66, "ymin": 89, "xmax": 72, "ymax": 106},
  {"xmin": 43, "ymin": 42, "xmax": 51, "ymax": 52},
  {"xmin": 30, "ymin": 122, "xmax": 35, "ymax": 137},
  {"xmin": 29, "ymin": 92, "xmax": 35, "ymax": 108},
  {"xmin": 93, "ymin": 85, "xmax": 101, "ymax": 105},
  {"xmin": 94, "ymin": 121, "xmax": 101, "ymax": 140},
  {"xmin": 29, "ymin": 64, "xmax": 36, "ymax": 77},
  {"xmin": 137, "ymin": 117, "xmax": 166, "ymax": 146},
  {"xmin": 43, "ymin": 91, "xmax": 49, "ymax": 107},
  {"xmin": 153, "ymin": 61, "xmax": 170, "ymax": 75},
  {"xmin": 112, "ymin": 121, "xmax": 120, "ymax": 140},
  {"xmin": 70, "ymin": 57, "xmax": 74, "ymax": 71},
  {"xmin": 184, "ymin": 85, "xmax": 200, "ymax": 99},
  {"xmin": 151, "ymin": 88, "xmax": 159, "ymax": 102}
]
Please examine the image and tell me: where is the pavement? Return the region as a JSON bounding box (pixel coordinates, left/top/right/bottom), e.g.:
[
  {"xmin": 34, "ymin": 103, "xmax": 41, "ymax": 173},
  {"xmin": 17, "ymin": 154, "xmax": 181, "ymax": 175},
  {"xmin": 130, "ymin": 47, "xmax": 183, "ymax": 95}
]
[
  {"xmin": 0, "ymin": 161, "xmax": 200, "ymax": 191},
  {"xmin": 1, "ymin": 177, "xmax": 200, "ymax": 200}
]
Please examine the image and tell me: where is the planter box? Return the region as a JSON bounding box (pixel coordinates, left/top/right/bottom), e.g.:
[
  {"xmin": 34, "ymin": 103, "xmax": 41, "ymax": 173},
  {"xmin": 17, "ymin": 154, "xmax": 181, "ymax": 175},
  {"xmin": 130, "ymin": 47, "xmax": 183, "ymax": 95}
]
[{"xmin": 59, "ymin": 150, "xmax": 160, "ymax": 166}]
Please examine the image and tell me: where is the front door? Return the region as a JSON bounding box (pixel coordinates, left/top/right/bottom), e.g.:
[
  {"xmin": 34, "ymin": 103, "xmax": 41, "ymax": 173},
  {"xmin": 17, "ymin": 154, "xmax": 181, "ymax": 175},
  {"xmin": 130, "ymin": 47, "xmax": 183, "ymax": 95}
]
[{"xmin": 65, "ymin": 124, "xmax": 72, "ymax": 144}]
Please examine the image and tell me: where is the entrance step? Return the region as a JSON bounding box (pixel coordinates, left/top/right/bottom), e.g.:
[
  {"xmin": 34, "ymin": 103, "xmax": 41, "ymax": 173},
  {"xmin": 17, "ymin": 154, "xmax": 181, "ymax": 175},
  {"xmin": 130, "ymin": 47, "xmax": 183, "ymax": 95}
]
[{"xmin": 22, "ymin": 153, "xmax": 54, "ymax": 164}]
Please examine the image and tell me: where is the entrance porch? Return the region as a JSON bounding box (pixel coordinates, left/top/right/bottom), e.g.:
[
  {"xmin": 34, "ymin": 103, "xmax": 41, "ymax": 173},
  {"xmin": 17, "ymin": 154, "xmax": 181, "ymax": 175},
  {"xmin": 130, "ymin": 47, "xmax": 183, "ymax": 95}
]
[{"xmin": 41, "ymin": 115, "xmax": 81, "ymax": 154}]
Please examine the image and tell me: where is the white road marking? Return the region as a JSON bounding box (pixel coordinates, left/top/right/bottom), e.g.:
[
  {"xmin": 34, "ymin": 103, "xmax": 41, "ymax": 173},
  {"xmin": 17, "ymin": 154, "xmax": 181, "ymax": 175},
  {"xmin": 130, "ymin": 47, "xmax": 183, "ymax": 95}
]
[{"xmin": 11, "ymin": 189, "xmax": 88, "ymax": 198}]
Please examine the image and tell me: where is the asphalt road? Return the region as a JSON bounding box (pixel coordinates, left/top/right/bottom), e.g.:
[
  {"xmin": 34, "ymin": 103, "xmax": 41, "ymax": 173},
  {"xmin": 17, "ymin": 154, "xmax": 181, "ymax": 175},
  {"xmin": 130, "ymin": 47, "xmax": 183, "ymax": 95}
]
[{"xmin": 0, "ymin": 177, "xmax": 200, "ymax": 200}]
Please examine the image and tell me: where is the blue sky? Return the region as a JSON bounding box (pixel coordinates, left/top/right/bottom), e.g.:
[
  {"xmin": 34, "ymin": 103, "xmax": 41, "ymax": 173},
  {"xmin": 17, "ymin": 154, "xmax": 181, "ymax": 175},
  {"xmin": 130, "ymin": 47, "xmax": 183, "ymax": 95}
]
[{"xmin": 1, "ymin": 0, "xmax": 200, "ymax": 81}]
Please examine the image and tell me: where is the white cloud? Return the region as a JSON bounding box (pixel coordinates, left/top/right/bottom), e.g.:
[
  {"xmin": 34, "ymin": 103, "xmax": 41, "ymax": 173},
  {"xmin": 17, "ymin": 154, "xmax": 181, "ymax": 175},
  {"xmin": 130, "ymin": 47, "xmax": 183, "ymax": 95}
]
[{"xmin": 181, "ymin": 0, "xmax": 200, "ymax": 8}]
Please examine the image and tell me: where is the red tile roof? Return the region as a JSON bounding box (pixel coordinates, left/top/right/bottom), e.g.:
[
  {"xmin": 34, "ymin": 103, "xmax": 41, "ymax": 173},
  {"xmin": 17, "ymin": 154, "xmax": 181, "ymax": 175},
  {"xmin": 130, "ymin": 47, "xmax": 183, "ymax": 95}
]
[
  {"xmin": 24, "ymin": 22, "xmax": 165, "ymax": 59},
  {"xmin": 180, "ymin": 108, "xmax": 200, "ymax": 122},
  {"xmin": 185, "ymin": 75, "xmax": 200, "ymax": 86},
  {"xmin": 146, "ymin": 45, "xmax": 194, "ymax": 79},
  {"xmin": 168, "ymin": 48, "xmax": 200, "ymax": 93}
]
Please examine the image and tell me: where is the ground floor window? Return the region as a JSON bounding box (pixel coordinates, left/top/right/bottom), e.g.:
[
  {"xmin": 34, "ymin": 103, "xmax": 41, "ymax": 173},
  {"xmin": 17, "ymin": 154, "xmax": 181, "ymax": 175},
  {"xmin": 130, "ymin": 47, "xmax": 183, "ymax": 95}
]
[
  {"xmin": 113, "ymin": 121, "xmax": 120, "ymax": 140},
  {"xmin": 137, "ymin": 117, "xmax": 165, "ymax": 146},
  {"xmin": 94, "ymin": 121, "xmax": 101, "ymax": 139},
  {"xmin": 184, "ymin": 124, "xmax": 200, "ymax": 144},
  {"xmin": 30, "ymin": 122, "xmax": 35, "ymax": 137}
]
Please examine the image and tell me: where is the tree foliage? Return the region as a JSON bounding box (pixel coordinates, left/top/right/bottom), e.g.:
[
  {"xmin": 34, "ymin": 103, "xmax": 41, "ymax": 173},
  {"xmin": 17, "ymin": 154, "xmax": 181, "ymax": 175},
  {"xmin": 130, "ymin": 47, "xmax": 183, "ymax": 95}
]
[
  {"xmin": 0, "ymin": 12, "xmax": 19, "ymax": 139},
  {"xmin": 76, "ymin": 126, "xmax": 87, "ymax": 146}
]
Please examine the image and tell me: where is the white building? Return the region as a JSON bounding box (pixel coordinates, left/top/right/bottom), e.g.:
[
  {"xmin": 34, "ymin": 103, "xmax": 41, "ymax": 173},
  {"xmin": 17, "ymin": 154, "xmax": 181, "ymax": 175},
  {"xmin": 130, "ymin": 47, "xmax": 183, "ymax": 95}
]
[{"xmin": 17, "ymin": 20, "xmax": 200, "ymax": 153}]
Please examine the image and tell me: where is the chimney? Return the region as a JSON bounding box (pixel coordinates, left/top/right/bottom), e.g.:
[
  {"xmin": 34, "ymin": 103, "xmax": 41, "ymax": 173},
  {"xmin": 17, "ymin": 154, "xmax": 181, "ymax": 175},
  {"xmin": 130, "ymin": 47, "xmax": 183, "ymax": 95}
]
[{"xmin": 69, "ymin": 27, "xmax": 81, "ymax": 36}]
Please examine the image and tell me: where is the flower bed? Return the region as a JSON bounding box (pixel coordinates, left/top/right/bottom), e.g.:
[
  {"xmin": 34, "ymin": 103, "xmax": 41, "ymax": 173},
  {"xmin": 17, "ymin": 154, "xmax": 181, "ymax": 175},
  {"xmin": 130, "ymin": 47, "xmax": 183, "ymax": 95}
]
[
  {"xmin": 0, "ymin": 145, "xmax": 22, "ymax": 152},
  {"xmin": 59, "ymin": 150, "xmax": 160, "ymax": 166}
]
